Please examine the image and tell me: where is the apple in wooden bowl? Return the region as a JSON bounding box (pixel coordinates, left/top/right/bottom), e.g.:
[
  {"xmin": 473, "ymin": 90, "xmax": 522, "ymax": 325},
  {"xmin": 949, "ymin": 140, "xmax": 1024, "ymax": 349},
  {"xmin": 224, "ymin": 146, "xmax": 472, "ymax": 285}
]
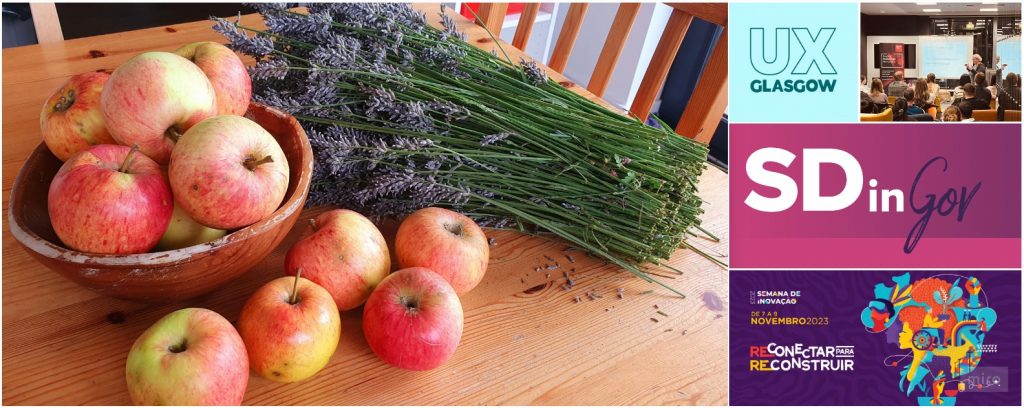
[{"xmin": 7, "ymin": 103, "xmax": 312, "ymax": 303}]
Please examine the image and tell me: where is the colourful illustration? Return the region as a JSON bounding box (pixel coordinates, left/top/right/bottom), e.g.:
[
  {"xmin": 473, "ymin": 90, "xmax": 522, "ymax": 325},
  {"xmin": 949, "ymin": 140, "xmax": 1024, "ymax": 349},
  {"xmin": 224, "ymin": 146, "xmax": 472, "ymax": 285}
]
[{"xmin": 861, "ymin": 273, "xmax": 999, "ymax": 406}]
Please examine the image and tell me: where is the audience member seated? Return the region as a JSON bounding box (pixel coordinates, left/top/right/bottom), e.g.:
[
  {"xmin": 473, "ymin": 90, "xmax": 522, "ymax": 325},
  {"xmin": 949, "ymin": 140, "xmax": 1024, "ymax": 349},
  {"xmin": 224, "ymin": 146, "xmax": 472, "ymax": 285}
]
[
  {"xmin": 926, "ymin": 73, "xmax": 940, "ymax": 99},
  {"xmin": 891, "ymin": 98, "xmax": 909, "ymax": 121},
  {"xmin": 942, "ymin": 106, "xmax": 965, "ymax": 122},
  {"xmin": 860, "ymin": 92, "xmax": 882, "ymax": 114},
  {"xmin": 951, "ymin": 73, "xmax": 972, "ymax": 104},
  {"xmin": 887, "ymin": 72, "xmax": 908, "ymax": 98},
  {"xmin": 913, "ymin": 78, "xmax": 937, "ymax": 118},
  {"xmin": 860, "ymin": 75, "xmax": 870, "ymax": 94},
  {"xmin": 904, "ymin": 89, "xmax": 925, "ymax": 116},
  {"xmin": 974, "ymin": 73, "xmax": 992, "ymax": 104},
  {"xmin": 997, "ymin": 72, "xmax": 1021, "ymax": 121},
  {"xmin": 957, "ymin": 84, "xmax": 989, "ymax": 119},
  {"xmin": 868, "ymin": 78, "xmax": 887, "ymax": 105}
]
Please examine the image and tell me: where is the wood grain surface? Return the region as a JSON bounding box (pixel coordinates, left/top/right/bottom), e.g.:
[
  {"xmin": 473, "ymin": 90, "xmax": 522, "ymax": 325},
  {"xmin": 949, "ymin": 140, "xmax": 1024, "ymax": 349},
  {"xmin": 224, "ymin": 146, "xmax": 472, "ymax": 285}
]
[{"xmin": 1, "ymin": 4, "xmax": 730, "ymax": 405}]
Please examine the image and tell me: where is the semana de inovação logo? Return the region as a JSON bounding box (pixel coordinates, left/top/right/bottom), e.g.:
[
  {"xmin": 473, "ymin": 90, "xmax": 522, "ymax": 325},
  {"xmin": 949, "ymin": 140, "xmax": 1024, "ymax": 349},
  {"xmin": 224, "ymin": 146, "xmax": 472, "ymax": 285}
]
[{"xmin": 749, "ymin": 27, "xmax": 838, "ymax": 93}]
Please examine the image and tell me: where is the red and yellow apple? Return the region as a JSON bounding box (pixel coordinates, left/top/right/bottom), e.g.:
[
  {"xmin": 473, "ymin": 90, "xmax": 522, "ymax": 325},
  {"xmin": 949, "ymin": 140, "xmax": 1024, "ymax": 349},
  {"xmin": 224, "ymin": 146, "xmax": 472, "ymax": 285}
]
[
  {"xmin": 168, "ymin": 115, "xmax": 289, "ymax": 230},
  {"xmin": 363, "ymin": 267, "xmax": 464, "ymax": 371},
  {"xmin": 40, "ymin": 72, "xmax": 116, "ymax": 161},
  {"xmin": 395, "ymin": 207, "xmax": 489, "ymax": 295},
  {"xmin": 125, "ymin": 308, "xmax": 248, "ymax": 405},
  {"xmin": 48, "ymin": 144, "xmax": 173, "ymax": 254},
  {"xmin": 238, "ymin": 274, "xmax": 341, "ymax": 382},
  {"xmin": 101, "ymin": 51, "xmax": 218, "ymax": 164},
  {"xmin": 285, "ymin": 209, "xmax": 391, "ymax": 311},
  {"xmin": 174, "ymin": 41, "xmax": 251, "ymax": 116},
  {"xmin": 155, "ymin": 200, "xmax": 227, "ymax": 251}
]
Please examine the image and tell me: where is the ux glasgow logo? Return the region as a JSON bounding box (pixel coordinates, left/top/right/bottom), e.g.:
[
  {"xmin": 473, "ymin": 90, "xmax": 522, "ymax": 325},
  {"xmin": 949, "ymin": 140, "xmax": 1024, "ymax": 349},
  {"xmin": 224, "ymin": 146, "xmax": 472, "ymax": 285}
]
[{"xmin": 749, "ymin": 28, "xmax": 838, "ymax": 93}]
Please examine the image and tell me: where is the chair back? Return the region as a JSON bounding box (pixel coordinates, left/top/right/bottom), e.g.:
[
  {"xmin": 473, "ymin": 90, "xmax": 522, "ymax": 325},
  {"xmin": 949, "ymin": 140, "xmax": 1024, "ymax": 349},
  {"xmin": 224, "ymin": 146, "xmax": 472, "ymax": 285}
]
[
  {"xmin": 989, "ymin": 98, "xmax": 997, "ymax": 109},
  {"xmin": 30, "ymin": 3, "xmax": 64, "ymax": 43},
  {"xmin": 1003, "ymin": 110, "xmax": 1021, "ymax": 122},
  {"xmin": 860, "ymin": 108, "xmax": 893, "ymax": 122},
  {"xmin": 972, "ymin": 109, "xmax": 998, "ymax": 121},
  {"xmin": 473, "ymin": 3, "xmax": 728, "ymax": 144},
  {"xmin": 887, "ymin": 95, "xmax": 897, "ymax": 105}
]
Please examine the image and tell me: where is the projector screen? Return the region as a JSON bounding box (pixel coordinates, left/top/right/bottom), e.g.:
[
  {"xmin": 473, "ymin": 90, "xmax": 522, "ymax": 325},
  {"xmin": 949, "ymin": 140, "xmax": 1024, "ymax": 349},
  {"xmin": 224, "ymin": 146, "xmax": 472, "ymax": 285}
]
[
  {"xmin": 919, "ymin": 36, "xmax": 973, "ymax": 79},
  {"xmin": 996, "ymin": 38, "xmax": 1021, "ymax": 77}
]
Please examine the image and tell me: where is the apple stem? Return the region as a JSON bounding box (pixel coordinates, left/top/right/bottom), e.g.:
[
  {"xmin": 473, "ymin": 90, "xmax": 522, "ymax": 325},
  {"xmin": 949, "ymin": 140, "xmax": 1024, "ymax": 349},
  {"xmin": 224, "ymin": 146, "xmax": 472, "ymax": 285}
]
[
  {"xmin": 308, "ymin": 218, "xmax": 319, "ymax": 232},
  {"xmin": 165, "ymin": 126, "xmax": 183, "ymax": 143},
  {"xmin": 244, "ymin": 155, "xmax": 274, "ymax": 171},
  {"xmin": 289, "ymin": 268, "xmax": 302, "ymax": 305},
  {"xmin": 119, "ymin": 144, "xmax": 140, "ymax": 173}
]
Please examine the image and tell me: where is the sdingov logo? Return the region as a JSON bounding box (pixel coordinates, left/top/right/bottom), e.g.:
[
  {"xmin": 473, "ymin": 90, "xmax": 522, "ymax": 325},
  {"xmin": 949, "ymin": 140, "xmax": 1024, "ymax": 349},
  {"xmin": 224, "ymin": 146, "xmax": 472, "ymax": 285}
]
[{"xmin": 749, "ymin": 27, "xmax": 838, "ymax": 93}]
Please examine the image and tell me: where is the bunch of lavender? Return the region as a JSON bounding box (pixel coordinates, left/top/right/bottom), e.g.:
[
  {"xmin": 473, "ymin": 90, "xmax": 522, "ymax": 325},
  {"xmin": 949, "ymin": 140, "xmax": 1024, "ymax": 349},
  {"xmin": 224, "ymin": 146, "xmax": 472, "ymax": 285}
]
[{"xmin": 214, "ymin": 3, "xmax": 719, "ymax": 296}]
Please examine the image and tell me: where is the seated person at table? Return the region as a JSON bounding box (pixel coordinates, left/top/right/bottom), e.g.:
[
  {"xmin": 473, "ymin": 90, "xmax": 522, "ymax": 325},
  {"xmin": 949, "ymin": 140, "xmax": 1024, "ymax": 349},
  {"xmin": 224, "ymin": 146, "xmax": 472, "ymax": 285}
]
[
  {"xmin": 891, "ymin": 98, "xmax": 909, "ymax": 121},
  {"xmin": 868, "ymin": 78, "xmax": 887, "ymax": 105},
  {"xmin": 913, "ymin": 78, "xmax": 938, "ymax": 117},
  {"xmin": 942, "ymin": 106, "xmax": 965, "ymax": 122},
  {"xmin": 860, "ymin": 75, "xmax": 870, "ymax": 93},
  {"xmin": 887, "ymin": 72, "xmax": 908, "ymax": 98},
  {"xmin": 926, "ymin": 73, "xmax": 940, "ymax": 98},
  {"xmin": 951, "ymin": 73, "xmax": 972, "ymax": 104},
  {"xmin": 997, "ymin": 72, "xmax": 1021, "ymax": 120},
  {"xmin": 957, "ymin": 84, "xmax": 989, "ymax": 119},
  {"xmin": 974, "ymin": 73, "xmax": 992, "ymax": 104}
]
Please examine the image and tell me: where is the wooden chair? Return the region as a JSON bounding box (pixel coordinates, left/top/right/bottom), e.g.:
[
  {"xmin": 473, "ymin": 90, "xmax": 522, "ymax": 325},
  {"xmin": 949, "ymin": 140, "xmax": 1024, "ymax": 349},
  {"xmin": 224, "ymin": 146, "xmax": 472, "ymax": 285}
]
[
  {"xmin": 860, "ymin": 108, "xmax": 893, "ymax": 122},
  {"xmin": 1004, "ymin": 110, "xmax": 1021, "ymax": 121},
  {"xmin": 474, "ymin": 3, "xmax": 727, "ymax": 144},
  {"xmin": 29, "ymin": 3, "xmax": 63, "ymax": 43},
  {"xmin": 989, "ymin": 98, "xmax": 996, "ymax": 109},
  {"xmin": 972, "ymin": 109, "xmax": 997, "ymax": 121},
  {"xmin": 887, "ymin": 95, "xmax": 897, "ymax": 105}
]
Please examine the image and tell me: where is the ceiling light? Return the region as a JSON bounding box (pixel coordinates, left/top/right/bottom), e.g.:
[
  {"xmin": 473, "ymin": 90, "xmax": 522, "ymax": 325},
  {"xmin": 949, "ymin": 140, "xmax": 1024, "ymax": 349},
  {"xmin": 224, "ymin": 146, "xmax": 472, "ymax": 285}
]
[
  {"xmin": 923, "ymin": 8, "xmax": 941, "ymax": 12},
  {"xmin": 980, "ymin": 8, "xmax": 998, "ymax": 12},
  {"xmin": 916, "ymin": 2, "xmax": 936, "ymax": 5}
]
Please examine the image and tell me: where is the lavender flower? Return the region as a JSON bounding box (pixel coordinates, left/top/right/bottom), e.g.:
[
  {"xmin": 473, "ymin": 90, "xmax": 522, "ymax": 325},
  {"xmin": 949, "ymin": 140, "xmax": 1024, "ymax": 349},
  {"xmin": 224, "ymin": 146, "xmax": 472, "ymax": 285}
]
[
  {"xmin": 429, "ymin": 100, "xmax": 470, "ymax": 121},
  {"xmin": 249, "ymin": 57, "xmax": 289, "ymax": 81},
  {"xmin": 263, "ymin": 9, "xmax": 333, "ymax": 43},
  {"xmin": 363, "ymin": 86, "xmax": 396, "ymax": 120},
  {"xmin": 481, "ymin": 132, "xmax": 513, "ymax": 146},
  {"xmin": 520, "ymin": 58, "xmax": 548, "ymax": 86},
  {"xmin": 211, "ymin": 16, "xmax": 273, "ymax": 58},
  {"xmin": 439, "ymin": 9, "xmax": 466, "ymax": 42}
]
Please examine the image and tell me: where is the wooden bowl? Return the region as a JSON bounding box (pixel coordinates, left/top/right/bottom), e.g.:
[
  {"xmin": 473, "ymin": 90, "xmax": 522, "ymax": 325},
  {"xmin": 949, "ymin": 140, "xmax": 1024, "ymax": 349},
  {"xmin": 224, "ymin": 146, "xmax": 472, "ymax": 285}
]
[{"xmin": 7, "ymin": 103, "xmax": 312, "ymax": 303}]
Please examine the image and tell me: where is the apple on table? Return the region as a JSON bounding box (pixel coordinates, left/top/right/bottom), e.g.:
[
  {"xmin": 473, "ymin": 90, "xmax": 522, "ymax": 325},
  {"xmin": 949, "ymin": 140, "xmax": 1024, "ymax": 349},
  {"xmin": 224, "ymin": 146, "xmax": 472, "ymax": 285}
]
[
  {"xmin": 395, "ymin": 207, "xmax": 490, "ymax": 295},
  {"xmin": 285, "ymin": 209, "xmax": 391, "ymax": 311},
  {"xmin": 40, "ymin": 72, "xmax": 116, "ymax": 161},
  {"xmin": 125, "ymin": 308, "xmax": 248, "ymax": 405},
  {"xmin": 169, "ymin": 115, "xmax": 289, "ymax": 230},
  {"xmin": 363, "ymin": 267, "xmax": 464, "ymax": 371},
  {"xmin": 238, "ymin": 271, "xmax": 341, "ymax": 382},
  {"xmin": 47, "ymin": 144, "xmax": 173, "ymax": 254},
  {"xmin": 101, "ymin": 51, "xmax": 218, "ymax": 164}
]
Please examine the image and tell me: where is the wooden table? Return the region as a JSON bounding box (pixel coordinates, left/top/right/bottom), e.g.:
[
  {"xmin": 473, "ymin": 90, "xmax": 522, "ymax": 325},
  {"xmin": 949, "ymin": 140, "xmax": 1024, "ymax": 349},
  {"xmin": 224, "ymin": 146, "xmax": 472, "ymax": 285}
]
[{"xmin": 2, "ymin": 5, "xmax": 729, "ymax": 405}]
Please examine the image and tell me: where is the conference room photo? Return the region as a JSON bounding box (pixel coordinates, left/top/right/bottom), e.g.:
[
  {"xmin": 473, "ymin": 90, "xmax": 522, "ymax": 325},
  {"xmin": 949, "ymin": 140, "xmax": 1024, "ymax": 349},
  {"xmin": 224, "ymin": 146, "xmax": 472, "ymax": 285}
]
[{"xmin": 859, "ymin": 2, "xmax": 1021, "ymax": 122}]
